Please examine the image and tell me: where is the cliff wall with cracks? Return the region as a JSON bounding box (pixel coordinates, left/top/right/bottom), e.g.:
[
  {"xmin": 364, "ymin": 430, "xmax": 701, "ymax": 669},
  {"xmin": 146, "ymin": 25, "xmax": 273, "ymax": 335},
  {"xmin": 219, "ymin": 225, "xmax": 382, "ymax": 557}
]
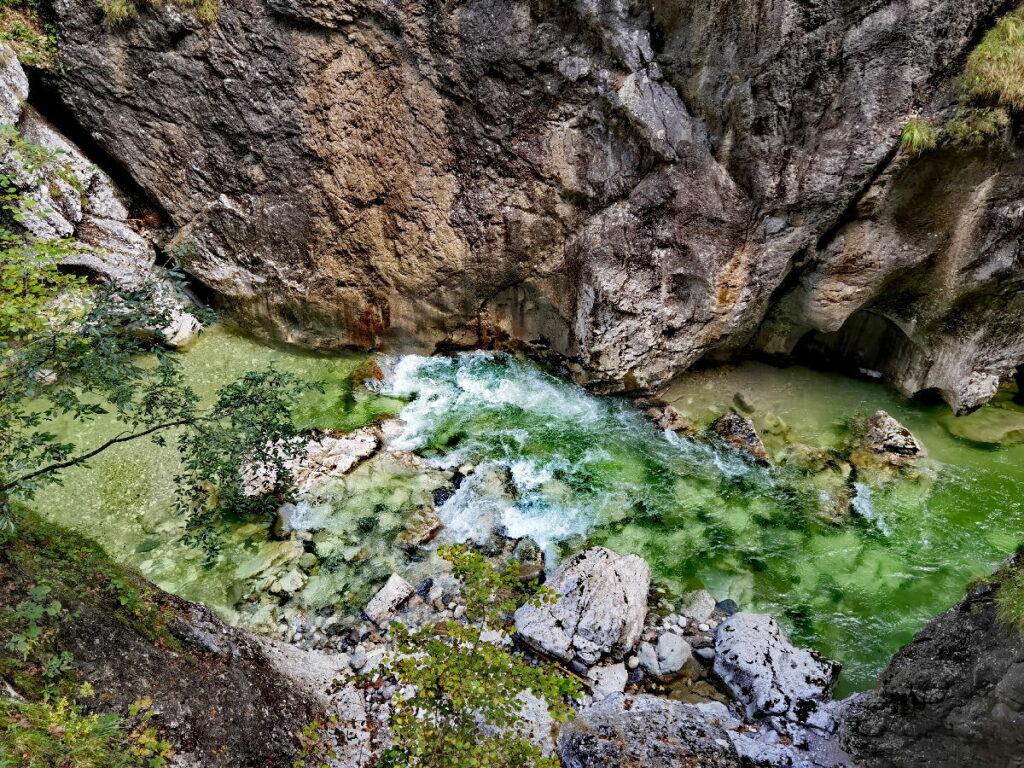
[{"xmin": 46, "ymin": 0, "xmax": 1024, "ymax": 411}]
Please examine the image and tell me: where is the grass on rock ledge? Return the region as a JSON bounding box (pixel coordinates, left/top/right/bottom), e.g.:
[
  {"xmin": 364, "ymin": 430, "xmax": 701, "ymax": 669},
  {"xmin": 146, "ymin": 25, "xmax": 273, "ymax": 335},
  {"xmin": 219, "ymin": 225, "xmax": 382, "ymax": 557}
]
[
  {"xmin": 963, "ymin": 5, "xmax": 1024, "ymax": 109},
  {"xmin": 102, "ymin": 0, "xmax": 219, "ymax": 25}
]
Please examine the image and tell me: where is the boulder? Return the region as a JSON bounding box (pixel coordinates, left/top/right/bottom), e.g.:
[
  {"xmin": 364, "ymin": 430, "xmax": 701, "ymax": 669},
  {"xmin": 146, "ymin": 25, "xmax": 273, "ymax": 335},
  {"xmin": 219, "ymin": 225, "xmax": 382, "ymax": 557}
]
[
  {"xmin": 852, "ymin": 410, "xmax": 924, "ymax": 470},
  {"xmin": 515, "ymin": 547, "xmax": 649, "ymax": 666},
  {"xmin": 395, "ymin": 505, "xmax": 443, "ymax": 549},
  {"xmin": 363, "ymin": 573, "xmax": 415, "ymax": 628},
  {"xmin": 681, "ymin": 589, "xmax": 718, "ymax": 624},
  {"xmin": 556, "ymin": 693, "xmax": 742, "ymax": 768},
  {"xmin": 713, "ymin": 613, "xmax": 840, "ymax": 729},
  {"xmin": 709, "ymin": 412, "xmax": 771, "ymax": 465},
  {"xmin": 586, "ymin": 662, "xmax": 628, "ymax": 701}
]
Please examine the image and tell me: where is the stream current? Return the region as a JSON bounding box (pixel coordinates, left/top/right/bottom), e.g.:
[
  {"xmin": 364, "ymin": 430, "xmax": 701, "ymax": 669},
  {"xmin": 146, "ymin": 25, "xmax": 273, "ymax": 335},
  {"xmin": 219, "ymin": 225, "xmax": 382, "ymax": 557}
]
[{"xmin": 35, "ymin": 326, "xmax": 1024, "ymax": 696}]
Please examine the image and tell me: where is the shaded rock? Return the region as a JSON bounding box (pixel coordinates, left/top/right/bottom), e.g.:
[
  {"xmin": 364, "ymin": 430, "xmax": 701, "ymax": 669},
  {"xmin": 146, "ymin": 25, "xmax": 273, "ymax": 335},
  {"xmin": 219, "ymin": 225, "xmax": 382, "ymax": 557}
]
[
  {"xmin": 556, "ymin": 693, "xmax": 742, "ymax": 768},
  {"xmin": 363, "ymin": 574, "xmax": 415, "ymax": 628},
  {"xmin": 841, "ymin": 557, "xmax": 1024, "ymax": 768},
  {"xmin": 709, "ymin": 412, "xmax": 771, "ymax": 465},
  {"xmin": 638, "ymin": 632, "xmax": 692, "ymax": 680},
  {"xmin": 515, "ymin": 547, "xmax": 649, "ymax": 665},
  {"xmin": 713, "ymin": 613, "xmax": 840, "ymax": 728}
]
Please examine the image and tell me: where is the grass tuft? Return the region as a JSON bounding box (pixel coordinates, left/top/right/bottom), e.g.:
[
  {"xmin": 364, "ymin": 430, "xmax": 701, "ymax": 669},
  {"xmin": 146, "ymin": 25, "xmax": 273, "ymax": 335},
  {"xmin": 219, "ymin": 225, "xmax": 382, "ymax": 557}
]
[
  {"xmin": 996, "ymin": 558, "xmax": 1024, "ymax": 631},
  {"xmin": 100, "ymin": 0, "xmax": 220, "ymax": 26},
  {"xmin": 899, "ymin": 118, "xmax": 938, "ymax": 155},
  {"xmin": 963, "ymin": 6, "xmax": 1024, "ymax": 109}
]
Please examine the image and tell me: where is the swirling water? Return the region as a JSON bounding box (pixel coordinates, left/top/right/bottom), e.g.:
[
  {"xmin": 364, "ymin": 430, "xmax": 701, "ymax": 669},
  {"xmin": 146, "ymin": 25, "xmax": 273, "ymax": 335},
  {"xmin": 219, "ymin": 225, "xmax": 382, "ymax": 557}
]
[{"xmin": 33, "ymin": 328, "xmax": 1024, "ymax": 695}]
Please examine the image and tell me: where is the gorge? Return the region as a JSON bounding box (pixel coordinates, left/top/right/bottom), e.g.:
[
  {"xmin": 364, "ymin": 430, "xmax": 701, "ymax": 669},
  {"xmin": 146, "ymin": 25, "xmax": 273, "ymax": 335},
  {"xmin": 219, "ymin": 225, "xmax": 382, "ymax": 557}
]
[{"xmin": 3, "ymin": 0, "xmax": 1024, "ymax": 766}]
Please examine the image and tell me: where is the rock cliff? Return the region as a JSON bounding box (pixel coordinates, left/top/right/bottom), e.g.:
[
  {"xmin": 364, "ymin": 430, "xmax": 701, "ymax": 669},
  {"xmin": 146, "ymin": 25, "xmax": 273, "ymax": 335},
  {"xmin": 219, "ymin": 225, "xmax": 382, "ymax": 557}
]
[
  {"xmin": 44, "ymin": 0, "xmax": 1024, "ymax": 409},
  {"xmin": 841, "ymin": 555, "xmax": 1024, "ymax": 767}
]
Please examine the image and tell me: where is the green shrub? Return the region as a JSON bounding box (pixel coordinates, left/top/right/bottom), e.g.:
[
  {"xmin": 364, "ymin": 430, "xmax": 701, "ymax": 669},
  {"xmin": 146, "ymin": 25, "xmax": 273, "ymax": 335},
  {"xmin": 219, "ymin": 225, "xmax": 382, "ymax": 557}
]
[
  {"xmin": 963, "ymin": 6, "xmax": 1024, "ymax": 109},
  {"xmin": 899, "ymin": 118, "xmax": 938, "ymax": 155},
  {"xmin": 371, "ymin": 546, "xmax": 582, "ymax": 768},
  {"xmin": 0, "ymin": 1, "xmax": 57, "ymax": 70},
  {"xmin": 0, "ymin": 689, "xmax": 172, "ymax": 768}
]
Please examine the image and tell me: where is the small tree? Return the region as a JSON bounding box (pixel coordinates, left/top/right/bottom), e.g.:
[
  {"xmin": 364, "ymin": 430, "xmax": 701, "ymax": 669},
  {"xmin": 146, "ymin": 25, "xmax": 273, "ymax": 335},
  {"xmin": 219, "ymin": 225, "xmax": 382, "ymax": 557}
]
[
  {"xmin": 376, "ymin": 546, "xmax": 581, "ymax": 768},
  {"xmin": 0, "ymin": 124, "xmax": 314, "ymax": 552}
]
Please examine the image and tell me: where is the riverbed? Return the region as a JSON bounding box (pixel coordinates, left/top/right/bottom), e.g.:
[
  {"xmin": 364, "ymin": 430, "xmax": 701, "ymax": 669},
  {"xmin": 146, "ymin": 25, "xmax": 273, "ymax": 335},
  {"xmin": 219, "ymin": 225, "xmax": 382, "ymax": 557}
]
[{"xmin": 35, "ymin": 326, "xmax": 1024, "ymax": 696}]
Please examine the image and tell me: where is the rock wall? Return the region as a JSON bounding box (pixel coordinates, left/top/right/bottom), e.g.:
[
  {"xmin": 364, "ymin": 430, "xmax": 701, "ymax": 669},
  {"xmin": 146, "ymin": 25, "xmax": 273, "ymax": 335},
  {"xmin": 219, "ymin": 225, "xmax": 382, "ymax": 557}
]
[
  {"xmin": 841, "ymin": 556, "xmax": 1024, "ymax": 768},
  {"xmin": 46, "ymin": 0, "xmax": 1024, "ymax": 408}
]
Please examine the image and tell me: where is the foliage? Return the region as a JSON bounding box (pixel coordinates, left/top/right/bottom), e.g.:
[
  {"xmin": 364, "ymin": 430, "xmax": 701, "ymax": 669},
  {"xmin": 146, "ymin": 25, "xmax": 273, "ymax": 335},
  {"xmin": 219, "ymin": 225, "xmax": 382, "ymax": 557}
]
[
  {"xmin": 0, "ymin": 516, "xmax": 175, "ymax": 767},
  {"xmin": 373, "ymin": 546, "xmax": 581, "ymax": 768},
  {"xmin": 944, "ymin": 106, "xmax": 1010, "ymax": 146},
  {"xmin": 0, "ymin": 509, "xmax": 177, "ymax": 700},
  {"xmin": 0, "ymin": 0, "xmax": 57, "ymax": 70},
  {"xmin": 962, "ymin": 6, "xmax": 1024, "ymax": 109},
  {"xmin": 899, "ymin": 118, "xmax": 938, "ymax": 155},
  {"xmin": 0, "ymin": 125, "xmax": 316, "ymax": 551},
  {"xmin": 0, "ymin": 689, "xmax": 172, "ymax": 768},
  {"xmin": 996, "ymin": 556, "xmax": 1024, "ymax": 631},
  {"xmin": 100, "ymin": 0, "xmax": 219, "ymax": 25}
]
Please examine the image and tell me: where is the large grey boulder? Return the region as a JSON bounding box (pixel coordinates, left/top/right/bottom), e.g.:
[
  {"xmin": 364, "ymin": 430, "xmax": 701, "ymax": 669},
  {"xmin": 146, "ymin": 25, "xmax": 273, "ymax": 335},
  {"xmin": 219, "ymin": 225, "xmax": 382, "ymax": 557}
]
[
  {"xmin": 556, "ymin": 693, "xmax": 742, "ymax": 768},
  {"xmin": 515, "ymin": 547, "xmax": 649, "ymax": 666},
  {"xmin": 713, "ymin": 612, "xmax": 840, "ymax": 730}
]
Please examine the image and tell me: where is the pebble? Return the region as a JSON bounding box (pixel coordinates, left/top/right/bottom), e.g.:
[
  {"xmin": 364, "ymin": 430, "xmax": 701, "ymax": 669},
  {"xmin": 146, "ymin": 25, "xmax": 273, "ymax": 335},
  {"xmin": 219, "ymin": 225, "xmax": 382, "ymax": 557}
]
[
  {"xmin": 453, "ymin": 605, "xmax": 466, "ymax": 619},
  {"xmin": 676, "ymin": 615, "xmax": 688, "ymax": 628},
  {"xmin": 428, "ymin": 586, "xmax": 444, "ymax": 602},
  {"xmin": 350, "ymin": 646, "xmax": 367, "ymax": 670},
  {"xmin": 698, "ymin": 623, "xmax": 711, "ymax": 632},
  {"xmin": 627, "ymin": 655, "xmax": 639, "ymax": 670}
]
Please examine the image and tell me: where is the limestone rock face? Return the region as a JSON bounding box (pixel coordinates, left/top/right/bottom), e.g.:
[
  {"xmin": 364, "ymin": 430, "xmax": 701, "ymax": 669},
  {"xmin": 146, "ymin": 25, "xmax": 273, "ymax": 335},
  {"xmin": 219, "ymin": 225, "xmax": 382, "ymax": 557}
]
[
  {"xmin": 514, "ymin": 547, "xmax": 649, "ymax": 666},
  {"xmin": 841, "ymin": 558, "xmax": 1024, "ymax": 768},
  {"xmin": 713, "ymin": 612, "xmax": 840, "ymax": 727},
  {"xmin": 47, "ymin": 1, "xmax": 1024, "ymax": 408},
  {"xmin": 556, "ymin": 693, "xmax": 742, "ymax": 768}
]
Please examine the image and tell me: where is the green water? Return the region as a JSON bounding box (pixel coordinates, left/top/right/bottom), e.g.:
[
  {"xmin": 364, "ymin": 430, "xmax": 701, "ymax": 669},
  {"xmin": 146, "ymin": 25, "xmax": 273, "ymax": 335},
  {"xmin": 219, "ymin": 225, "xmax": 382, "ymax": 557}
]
[{"xmin": 33, "ymin": 330, "xmax": 1024, "ymax": 696}]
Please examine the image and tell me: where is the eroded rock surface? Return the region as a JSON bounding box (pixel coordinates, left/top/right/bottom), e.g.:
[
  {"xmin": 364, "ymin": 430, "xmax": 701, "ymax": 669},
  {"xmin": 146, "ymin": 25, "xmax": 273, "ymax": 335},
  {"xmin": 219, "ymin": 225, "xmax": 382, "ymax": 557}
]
[
  {"xmin": 515, "ymin": 546, "xmax": 649, "ymax": 665},
  {"xmin": 46, "ymin": 0, "xmax": 1024, "ymax": 408}
]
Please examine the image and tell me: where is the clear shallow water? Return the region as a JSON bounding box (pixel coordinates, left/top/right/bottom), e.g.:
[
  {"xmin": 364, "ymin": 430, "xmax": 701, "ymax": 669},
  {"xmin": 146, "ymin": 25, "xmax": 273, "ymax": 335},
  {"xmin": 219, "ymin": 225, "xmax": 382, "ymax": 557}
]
[{"xmin": 34, "ymin": 330, "xmax": 1024, "ymax": 696}]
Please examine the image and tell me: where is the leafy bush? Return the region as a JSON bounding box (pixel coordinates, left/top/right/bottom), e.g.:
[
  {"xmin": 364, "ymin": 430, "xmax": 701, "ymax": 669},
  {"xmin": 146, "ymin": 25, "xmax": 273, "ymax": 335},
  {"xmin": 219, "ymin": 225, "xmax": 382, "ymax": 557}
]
[
  {"xmin": 0, "ymin": 689, "xmax": 172, "ymax": 768},
  {"xmin": 962, "ymin": 6, "xmax": 1024, "ymax": 109},
  {"xmin": 899, "ymin": 119, "xmax": 938, "ymax": 155},
  {"xmin": 373, "ymin": 546, "xmax": 582, "ymax": 768},
  {"xmin": 0, "ymin": 1, "xmax": 57, "ymax": 70}
]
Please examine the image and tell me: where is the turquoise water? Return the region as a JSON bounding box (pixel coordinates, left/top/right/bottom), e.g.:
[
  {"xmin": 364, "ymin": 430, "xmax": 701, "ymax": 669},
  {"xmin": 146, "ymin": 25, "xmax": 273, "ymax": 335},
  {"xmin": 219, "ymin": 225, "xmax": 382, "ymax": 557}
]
[{"xmin": 34, "ymin": 330, "xmax": 1024, "ymax": 695}]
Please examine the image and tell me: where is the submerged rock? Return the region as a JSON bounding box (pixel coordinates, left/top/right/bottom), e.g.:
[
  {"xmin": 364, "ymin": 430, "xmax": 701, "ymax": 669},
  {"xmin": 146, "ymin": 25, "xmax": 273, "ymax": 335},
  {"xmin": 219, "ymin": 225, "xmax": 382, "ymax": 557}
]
[
  {"xmin": 515, "ymin": 547, "xmax": 649, "ymax": 666},
  {"xmin": 556, "ymin": 693, "xmax": 742, "ymax": 768},
  {"xmin": 713, "ymin": 612, "xmax": 840, "ymax": 729},
  {"xmin": 394, "ymin": 505, "xmax": 443, "ymax": 549},
  {"xmin": 709, "ymin": 411, "xmax": 771, "ymax": 465}
]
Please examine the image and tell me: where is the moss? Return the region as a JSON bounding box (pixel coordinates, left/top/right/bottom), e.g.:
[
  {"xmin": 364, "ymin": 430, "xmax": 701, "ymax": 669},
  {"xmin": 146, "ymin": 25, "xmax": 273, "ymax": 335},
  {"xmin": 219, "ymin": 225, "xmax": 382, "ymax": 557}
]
[
  {"xmin": 100, "ymin": 0, "xmax": 219, "ymax": 25},
  {"xmin": 963, "ymin": 6, "xmax": 1024, "ymax": 109},
  {"xmin": 899, "ymin": 119, "xmax": 939, "ymax": 155}
]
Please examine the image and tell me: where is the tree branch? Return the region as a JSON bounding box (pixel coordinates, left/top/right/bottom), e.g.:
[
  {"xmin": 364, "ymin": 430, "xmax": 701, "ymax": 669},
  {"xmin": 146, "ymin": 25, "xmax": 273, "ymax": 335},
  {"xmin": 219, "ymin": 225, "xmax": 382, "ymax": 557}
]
[{"xmin": 2, "ymin": 416, "xmax": 203, "ymax": 492}]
